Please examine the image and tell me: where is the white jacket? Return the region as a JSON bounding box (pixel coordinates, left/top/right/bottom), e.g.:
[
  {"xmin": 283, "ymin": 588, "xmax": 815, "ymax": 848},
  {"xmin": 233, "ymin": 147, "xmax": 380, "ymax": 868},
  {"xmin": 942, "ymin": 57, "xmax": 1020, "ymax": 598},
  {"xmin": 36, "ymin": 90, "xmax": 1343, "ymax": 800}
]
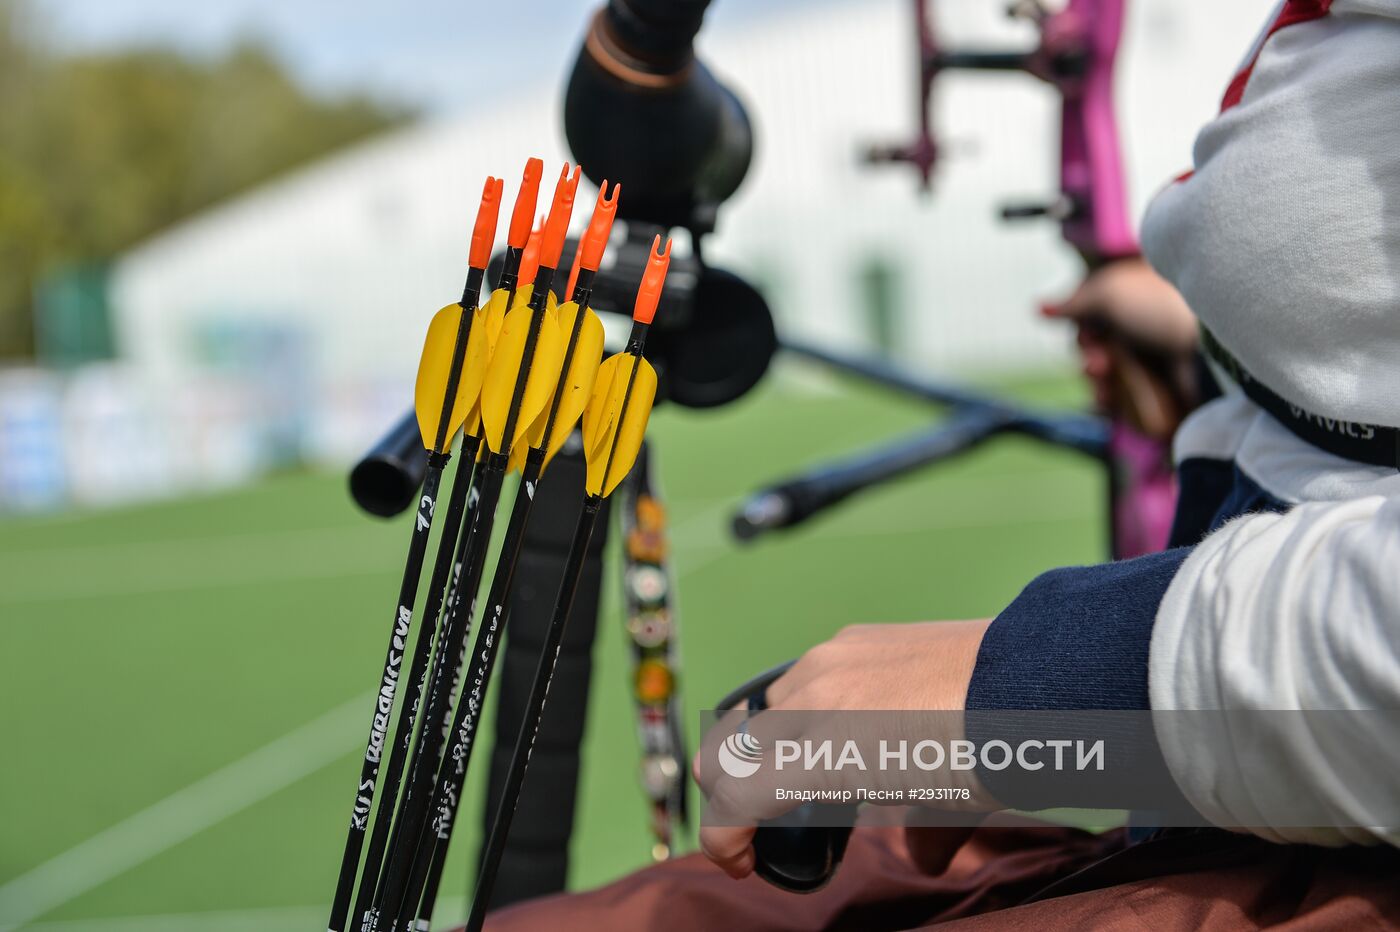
[{"xmin": 1139, "ymin": 0, "xmax": 1400, "ymax": 846}]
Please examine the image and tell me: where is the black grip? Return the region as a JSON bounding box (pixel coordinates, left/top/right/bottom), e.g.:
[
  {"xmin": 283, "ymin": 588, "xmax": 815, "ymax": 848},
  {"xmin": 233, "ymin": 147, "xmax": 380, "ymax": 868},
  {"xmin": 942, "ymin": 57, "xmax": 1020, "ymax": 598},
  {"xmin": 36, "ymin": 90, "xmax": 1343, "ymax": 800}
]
[
  {"xmin": 718, "ymin": 663, "xmax": 854, "ymax": 894},
  {"xmin": 752, "ymin": 811, "xmax": 854, "ymax": 894}
]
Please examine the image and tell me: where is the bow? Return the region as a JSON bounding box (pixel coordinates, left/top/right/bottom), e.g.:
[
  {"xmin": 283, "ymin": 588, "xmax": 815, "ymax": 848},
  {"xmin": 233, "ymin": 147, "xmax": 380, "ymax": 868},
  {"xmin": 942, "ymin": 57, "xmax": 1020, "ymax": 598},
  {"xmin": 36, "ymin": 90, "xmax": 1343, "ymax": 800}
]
[
  {"xmin": 868, "ymin": 0, "xmax": 1137, "ymax": 264},
  {"xmin": 867, "ymin": 0, "xmax": 1176, "ymax": 559}
]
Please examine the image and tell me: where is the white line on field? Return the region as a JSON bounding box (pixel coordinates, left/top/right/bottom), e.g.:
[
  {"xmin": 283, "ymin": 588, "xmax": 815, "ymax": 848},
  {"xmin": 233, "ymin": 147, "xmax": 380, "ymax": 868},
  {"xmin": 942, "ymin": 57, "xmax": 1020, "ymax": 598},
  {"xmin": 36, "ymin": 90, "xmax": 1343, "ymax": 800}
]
[{"xmin": 0, "ymin": 693, "xmax": 371, "ymax": 931}]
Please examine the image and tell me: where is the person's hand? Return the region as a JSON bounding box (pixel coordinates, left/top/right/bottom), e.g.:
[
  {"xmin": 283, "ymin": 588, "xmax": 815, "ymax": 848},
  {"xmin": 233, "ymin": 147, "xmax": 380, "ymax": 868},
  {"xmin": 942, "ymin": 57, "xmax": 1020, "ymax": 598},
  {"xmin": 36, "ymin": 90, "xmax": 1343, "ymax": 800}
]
[
  {"xmin": 763, "ymin": 621, "xmax": 988, "ymax": 712},
  {"xmin": 1041, "ymin": 257, "xmax": 1198, "ymax": 436},
  {"xmin": 696, "ymin": 620, "xmax": 991, "ymax": 880}
]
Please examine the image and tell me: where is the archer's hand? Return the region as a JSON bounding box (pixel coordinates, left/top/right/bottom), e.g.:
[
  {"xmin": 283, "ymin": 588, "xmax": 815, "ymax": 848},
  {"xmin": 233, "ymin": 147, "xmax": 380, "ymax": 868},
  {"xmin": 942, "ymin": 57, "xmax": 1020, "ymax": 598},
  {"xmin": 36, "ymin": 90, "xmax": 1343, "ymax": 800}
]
[
  {"xmin": 1042, "ymin": 257, "xmax": 1199, "ymax": 436},
  {"xmin": 695, "ymin": 620, "xmax": 991, "ymax": 880},
  {"xmin": 762, "ymin": 621, "xmax": 988, "ymax": 712}
]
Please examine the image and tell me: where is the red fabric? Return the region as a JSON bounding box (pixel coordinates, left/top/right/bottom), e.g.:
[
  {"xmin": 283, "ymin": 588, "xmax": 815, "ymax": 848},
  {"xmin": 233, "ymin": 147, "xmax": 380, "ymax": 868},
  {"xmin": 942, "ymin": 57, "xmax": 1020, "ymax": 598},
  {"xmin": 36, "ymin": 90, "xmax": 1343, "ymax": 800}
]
[
  {"xmin": 476, "ymin": 825, "xmax": 1400, "ymax": 932},
  {"xmin": 1220, "ymin": 0, "xmax": 1333, "ymax": 111},
  {"xmin": 480, "ymin": 824, "xmax": 1125, "ymax": 932}
]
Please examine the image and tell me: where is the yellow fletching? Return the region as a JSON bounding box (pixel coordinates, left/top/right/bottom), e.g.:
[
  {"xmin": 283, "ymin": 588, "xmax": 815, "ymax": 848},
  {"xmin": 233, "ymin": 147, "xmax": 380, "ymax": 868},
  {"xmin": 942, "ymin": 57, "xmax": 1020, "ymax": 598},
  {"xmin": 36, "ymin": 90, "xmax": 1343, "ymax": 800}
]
[
  {"xmin": 479, "ymin": 297, "xmax": 565, "ymax": 454},
  {"xmin": 458, "ymin": 300, "xmax": 495, "ymax": 436},
  {"xmin": 541, "ymin": 303, "xmax": 606, "ymax": 472},
  {"xmin": 460, "ymin": 289, "xmax": 511, "ymax": 439},
  {"xmin": 582, "ymin": 353, "xmax": 657, "ymax": 498},
  {"xmin": 580, "ymin": 354, "xmax": 620, "ymax": 462},
  {"xmin": 502, "ymin": 303, "xmax": 604, "ymax": 476},
  {"xmin": 463, "ymin": 406, "xmax": 483, "ymax": 439},
  {"xmin": 503, "ymin": 283, "xmax": 560, "ymax": 322},
  {"xmin": 414, "ymin": 302, "xmax": 489, "ymax": 453},
  {"xmin": 480, "ymin": 288, "xmax": 510, "ymax": 350},
  {"xmin": 506, "ymin": 425, "xmax": 535, "ymax": 473}
]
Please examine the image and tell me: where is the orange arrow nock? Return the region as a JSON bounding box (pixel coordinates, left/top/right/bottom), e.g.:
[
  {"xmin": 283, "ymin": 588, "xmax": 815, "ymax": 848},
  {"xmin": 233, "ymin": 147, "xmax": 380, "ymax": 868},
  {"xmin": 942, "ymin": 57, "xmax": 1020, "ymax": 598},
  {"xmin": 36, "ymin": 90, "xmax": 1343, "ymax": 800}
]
[
  {"xmin": 468, "ymin": 176, "xmax": 504, "ymax": 270},
  {"xmin": 540, "ymin": 163, "xmax": 583, "ymax": 271},
  {"xmin": 507, "ymin": 158, "xmax": 544, "ymax": 249},
  {"xmin": 518, "ymin": 215, "xmax": 545, "ymax": 287},
  {"xmin": 566, "ymin": 181, "xmax": 620, "ymax": 298},
  {"xmin": 633, "ymin": 235, "xmax": 672, "ymax": 325}
]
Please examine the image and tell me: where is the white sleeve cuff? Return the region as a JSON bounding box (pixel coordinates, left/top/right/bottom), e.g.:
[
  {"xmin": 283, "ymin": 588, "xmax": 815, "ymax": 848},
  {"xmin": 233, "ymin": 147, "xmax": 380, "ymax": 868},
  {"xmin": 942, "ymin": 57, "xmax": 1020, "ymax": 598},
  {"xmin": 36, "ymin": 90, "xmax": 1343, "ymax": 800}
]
[{"xmin": 1149, "ymin": 497, "xmax": 1400, "ymax": 846}]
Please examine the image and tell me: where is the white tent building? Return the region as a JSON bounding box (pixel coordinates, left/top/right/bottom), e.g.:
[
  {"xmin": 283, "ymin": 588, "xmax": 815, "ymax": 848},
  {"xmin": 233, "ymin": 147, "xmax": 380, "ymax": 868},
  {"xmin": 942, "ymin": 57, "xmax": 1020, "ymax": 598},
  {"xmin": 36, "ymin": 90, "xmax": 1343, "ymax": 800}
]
[{"xmin": 94, "ymin": 0, "xmax": 1268, "ymax": 498}]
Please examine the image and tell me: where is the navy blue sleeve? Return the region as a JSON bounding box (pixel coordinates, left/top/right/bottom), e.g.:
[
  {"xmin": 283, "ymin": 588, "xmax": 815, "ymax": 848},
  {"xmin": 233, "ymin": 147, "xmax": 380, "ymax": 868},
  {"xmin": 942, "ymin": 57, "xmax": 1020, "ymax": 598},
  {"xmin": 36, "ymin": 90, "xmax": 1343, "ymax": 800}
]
[{"xmin": 965, "ymin": 547, "xmax": 1193, "ymax": 711}]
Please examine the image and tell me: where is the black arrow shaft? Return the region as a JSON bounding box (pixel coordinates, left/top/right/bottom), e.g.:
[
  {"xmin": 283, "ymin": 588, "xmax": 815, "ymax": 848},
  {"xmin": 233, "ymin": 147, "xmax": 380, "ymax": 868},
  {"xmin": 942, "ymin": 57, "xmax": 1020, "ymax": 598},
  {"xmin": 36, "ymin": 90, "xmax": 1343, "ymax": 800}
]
[
  {"xmin": 373, "ymin": 268, "xmax": 559, "ymax": 931},
  {"xmin": 349, "ymin": 433, "xmax": 480, "ymax": 926},
  {"xmin": 326, "ymin": 457, "xmax": 443, "ymax": 932},
  {"xmin": 431, "ymin": 267, "xmax": 486, "ymax": 455},
  {"xmin": 347, "ymin": 263, "xmax": 511, "ymax": 929},
  {"xmin": 465, "ymin": 329, "xmax": 650, "ymax": 931},
  {"xmin": 409, "ymin": 273, "xmax": 601, "ymax": 927},
  {"xmin": 403, "ymin": 452, "xmax": 541, "ymax": 927},
  {"xmin": 465, "ymin": 497, "xmax": 602, "ymax": 932},
  {"xmin": 369, "ymin": 462, "xmax": 503, "ymax": 931},
  {"xmin": 327, "ymin": 266, "xmax": 485, "ymax": 932}
]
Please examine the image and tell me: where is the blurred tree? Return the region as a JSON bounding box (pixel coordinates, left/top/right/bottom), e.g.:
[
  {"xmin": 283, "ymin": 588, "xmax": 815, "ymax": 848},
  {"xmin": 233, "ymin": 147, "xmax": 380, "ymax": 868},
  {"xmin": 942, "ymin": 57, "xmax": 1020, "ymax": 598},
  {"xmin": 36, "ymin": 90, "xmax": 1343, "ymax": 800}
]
[{"xmin": 0, "ymin": 0, "xmax": 411, "ymax": 358}]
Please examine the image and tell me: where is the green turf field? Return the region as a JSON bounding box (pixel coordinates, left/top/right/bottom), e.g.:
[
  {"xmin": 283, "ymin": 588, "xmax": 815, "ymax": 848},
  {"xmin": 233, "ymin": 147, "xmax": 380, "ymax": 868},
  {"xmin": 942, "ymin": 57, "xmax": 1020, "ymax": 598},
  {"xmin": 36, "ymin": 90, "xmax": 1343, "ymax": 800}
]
[{"xmin": 0, "ymin": 365, "xmax": 1105, "ymax": 930}]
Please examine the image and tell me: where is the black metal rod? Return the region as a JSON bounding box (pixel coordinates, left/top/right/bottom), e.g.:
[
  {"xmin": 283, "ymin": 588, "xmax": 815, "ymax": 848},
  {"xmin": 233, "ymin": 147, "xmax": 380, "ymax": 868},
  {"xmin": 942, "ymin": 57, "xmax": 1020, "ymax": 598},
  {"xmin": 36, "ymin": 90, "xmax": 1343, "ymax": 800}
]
[
  {"xmin": 350, "ymin": 412, "xmax": 430, "ymax": 519},
  {"xmin": 780, "ymin": 338, "xmax": 1001, "ymax": 409},
  {"xmin": 346, "ymin": 332, "xmax": 1105, "ymax": 523},
  {"xmin": 933, "ymin": 48, "xmax": 1033, "ymax": 72},
  {"xmin": 780, "ymin": 339, "xmax": 1107, "ymax": 454},
  {"xmin": 732, "ymin": 406, "xmax": 1012, "ymax": 541}
]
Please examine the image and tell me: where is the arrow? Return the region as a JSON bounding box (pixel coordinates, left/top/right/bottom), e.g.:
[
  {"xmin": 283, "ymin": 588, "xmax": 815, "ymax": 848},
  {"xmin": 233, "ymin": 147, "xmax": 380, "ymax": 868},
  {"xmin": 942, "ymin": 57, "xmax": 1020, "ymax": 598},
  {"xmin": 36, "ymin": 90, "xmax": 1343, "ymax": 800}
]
[
  {"xmin": 370, "ymin": 162, "xmax": 585, "ymax": 931},
  {"xmin": 344, "ymin": 161, "xmax": 543, "ymax": 932},
  {"xmin": 326, "ymin": 173, "xmax": 505, "ymax": 932},
  {"xmin": 464, "ymin": 235, "xmax": 671, "ymax": 932},
  {"xmin": 403, "ymin": 183, "xmax": 619, "ymax": 931},
  {"xmin": 504, "ymin": 207, "xmax": 608, "ymax": 476}
]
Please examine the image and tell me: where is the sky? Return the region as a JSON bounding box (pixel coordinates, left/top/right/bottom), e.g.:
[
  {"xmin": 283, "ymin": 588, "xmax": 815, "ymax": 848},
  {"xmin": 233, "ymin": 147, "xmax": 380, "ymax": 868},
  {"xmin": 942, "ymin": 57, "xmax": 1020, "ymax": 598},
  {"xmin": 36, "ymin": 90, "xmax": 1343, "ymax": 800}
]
[{"xmin": 30, "ymin": 0, "xmax": 820, "ymax": 113}]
